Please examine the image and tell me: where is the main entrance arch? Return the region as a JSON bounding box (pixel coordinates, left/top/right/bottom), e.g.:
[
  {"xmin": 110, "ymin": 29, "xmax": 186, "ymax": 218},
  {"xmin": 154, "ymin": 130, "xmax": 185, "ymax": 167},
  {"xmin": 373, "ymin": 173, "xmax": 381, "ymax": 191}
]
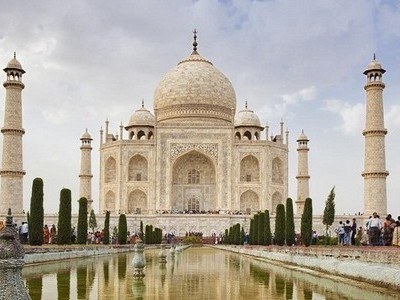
[{"xmin": 171, "ymin": 150, "xmax": 216, "ymax": 212}]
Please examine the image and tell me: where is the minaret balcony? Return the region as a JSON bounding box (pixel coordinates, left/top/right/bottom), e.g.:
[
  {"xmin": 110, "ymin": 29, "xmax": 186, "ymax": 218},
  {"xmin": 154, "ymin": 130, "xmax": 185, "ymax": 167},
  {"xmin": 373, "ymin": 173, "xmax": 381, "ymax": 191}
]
[{"xmin": 362, "ymin": 129, "xmax": 387, "ymax": 136}]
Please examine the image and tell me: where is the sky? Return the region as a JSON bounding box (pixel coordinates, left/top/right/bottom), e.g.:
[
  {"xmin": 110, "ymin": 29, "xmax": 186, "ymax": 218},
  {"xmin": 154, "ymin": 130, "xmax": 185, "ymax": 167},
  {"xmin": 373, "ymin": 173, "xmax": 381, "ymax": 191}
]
[{"xmin": 1, "ymin": 0, "xmax": 400, "ymax": 216}]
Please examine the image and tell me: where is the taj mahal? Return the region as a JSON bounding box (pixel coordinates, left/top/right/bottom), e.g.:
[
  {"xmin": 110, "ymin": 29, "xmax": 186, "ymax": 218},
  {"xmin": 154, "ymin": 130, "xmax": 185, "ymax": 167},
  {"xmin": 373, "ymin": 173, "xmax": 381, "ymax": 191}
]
[{"xmin": 0, "ymin": 32, "xmax": 389, "ymax": 235}]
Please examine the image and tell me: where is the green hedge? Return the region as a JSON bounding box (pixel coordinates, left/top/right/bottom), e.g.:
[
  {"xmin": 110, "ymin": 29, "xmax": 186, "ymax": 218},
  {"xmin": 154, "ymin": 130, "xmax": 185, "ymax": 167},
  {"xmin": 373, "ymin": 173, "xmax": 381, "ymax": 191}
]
[
  {"xmin": 77, "ymin": 197, "xmax": 88, "ymax": 244},
  {"xmin": 29, "ymin": 178, "xmax": 44, "ymax": 246},
  {"xmin": 57, "ymin": 188, "xmax": 72, "ymax": 245}
]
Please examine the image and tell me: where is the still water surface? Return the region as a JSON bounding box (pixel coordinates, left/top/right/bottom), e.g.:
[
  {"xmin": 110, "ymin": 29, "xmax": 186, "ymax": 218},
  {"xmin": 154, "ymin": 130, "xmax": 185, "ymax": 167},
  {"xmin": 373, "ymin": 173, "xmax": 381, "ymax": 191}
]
[{"xmin": 23, "ymin": 247, "xmax": 398, "ymax": 300}]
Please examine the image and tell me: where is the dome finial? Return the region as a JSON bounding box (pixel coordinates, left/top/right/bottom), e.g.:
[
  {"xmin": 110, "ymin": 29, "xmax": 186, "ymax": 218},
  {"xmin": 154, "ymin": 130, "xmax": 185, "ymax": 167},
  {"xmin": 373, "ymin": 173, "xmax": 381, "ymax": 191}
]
[
  {"xmin": 141, "ymin": 99, "xmax": 144, "ymax": 108},
  {"xmin": 192, "ymin": 29, "xmax": 198, "ymax": 53},
  {"xmin": 13, "ymin": 52, "xmax": 16, "ymax": 59},
  {"xmin": 245, "ymin": 100, "xmax": 248, "ymax": 109},
  {"xmin": 373, "ymin": 53, "xmax": 376, "ymax": 60}
]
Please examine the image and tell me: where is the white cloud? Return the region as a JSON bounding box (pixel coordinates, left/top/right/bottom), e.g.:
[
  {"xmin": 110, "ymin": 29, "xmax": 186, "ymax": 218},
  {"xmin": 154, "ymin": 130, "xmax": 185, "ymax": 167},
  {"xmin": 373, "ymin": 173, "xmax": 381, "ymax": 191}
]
[
  {"xmin": 274, "ymin": 85, "xmax": 316, "ymax": 115},
  {"xmin": 324, "ymin": 99, "xmax": 365, "ymax": 135},
  {"xmin": 386, "ymin": 105, "xmax": 400, "ymax": 128}
]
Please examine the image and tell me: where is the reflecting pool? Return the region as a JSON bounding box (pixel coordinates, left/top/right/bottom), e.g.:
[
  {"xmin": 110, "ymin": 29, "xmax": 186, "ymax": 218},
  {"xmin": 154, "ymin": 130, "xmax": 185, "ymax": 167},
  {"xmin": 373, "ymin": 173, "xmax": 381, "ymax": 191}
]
[{"xmin": 23, "ymin": 247, "xmax": 398, "ymax": 299}]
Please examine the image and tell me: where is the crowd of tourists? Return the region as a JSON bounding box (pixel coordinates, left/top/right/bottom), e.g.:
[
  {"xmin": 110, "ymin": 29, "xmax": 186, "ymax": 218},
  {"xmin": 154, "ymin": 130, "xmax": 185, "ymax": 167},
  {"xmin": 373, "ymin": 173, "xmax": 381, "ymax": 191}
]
[
  {"xmin": 335, "ymin": 213, "xmax": 400, "ymax": 246},
  {"xmin": 155, "ymin": 209, "xmax": 250, "ymax": 215}
]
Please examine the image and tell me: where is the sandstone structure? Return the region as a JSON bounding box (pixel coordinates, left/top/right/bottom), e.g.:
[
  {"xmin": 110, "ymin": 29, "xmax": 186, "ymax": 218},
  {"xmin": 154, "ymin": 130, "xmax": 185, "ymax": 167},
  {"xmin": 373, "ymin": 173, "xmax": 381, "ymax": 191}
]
[
  {"xmin": 362, "ymin": 55, "xmax": 388, "ymax": 216},
  {"xmin": 295, "ymin": 131, "xmax": 310, "ymax": 214},
  {"xmin": 0, "ymin": 54, "xmax": 25, "ymax": 215},
  {"xmin": 79, "ymin": 130, "xmax": 93, "ymax": 212}
]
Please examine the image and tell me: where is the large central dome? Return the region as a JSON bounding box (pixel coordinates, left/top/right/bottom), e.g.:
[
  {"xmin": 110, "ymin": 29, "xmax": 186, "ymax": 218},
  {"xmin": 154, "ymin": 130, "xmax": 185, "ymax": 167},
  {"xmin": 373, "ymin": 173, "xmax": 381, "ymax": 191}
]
[{"xmin": 153, "ymin": 40, "xmax": 236, "ymax": 125}]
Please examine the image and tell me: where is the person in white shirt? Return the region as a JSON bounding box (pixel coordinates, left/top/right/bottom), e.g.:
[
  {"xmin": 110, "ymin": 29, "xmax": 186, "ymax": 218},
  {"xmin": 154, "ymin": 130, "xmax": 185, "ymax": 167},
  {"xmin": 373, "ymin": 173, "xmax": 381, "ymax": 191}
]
[{"xmin": 368, "ymin": 212, "xmax": 382, "ymax": 246}]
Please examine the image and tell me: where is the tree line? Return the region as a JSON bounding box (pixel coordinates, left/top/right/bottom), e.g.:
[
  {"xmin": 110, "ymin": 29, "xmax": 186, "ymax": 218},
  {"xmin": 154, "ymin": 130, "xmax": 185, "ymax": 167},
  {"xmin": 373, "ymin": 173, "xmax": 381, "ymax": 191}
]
[{"xmin": 27, "ymin": 177, "xmax": 162, "ymax": 246}]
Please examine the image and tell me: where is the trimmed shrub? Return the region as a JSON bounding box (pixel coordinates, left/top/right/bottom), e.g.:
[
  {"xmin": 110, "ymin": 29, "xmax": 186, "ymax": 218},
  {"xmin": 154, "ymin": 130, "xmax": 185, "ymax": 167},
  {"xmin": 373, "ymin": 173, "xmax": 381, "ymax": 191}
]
[
  {"xmin": 154, "ymin": 227, "xmax": 163, "ymax": 244},
  {"xmin": 57, "ymin": 188, "xmax": 72, "ymax": 245},
  {"xmin": 103, "ymin": 211, "xmax": 110, "ymax": 245},
  {"xmin": 265, "ymin": 210, "xmax": 272, "ymax": 246},
  {"xmin": 118, "ymin": 214, "xmax": 127, "ymax": 245},
  {"xmin": 285, "ymin": 198, "xmax": 295, "ymax": 246},
  {"xmin": 253, "ymin": 213, "xmax": 260, "ymax": 245},
  {"xmin": 301, "ymin": 198, "xmax": 313, "ymax": 246},
  {"xmin": 258, "ymin": 212, "xmax": 266, "ymax": 245},
  {"xmin": 89, "ymin": 209, "xmax": 97, "ymax": 234},
  {"xmin": 275, "ymin": 204, "xmax": 286, "ymax": 246},
  {"xmin": 139, "ymin": 220, "xmax": 144, "ymax": 240},
  {"xmin": 249, "ymin": 219, "xmax": 254, "ymax": 245},
  {"xmin": 240, "ymin": 227, "xmax": 245, "ymax": 245},
  {"xmin": 77, "ymin": 197, "xmax": 88, "ymax": 244},
  {"xmin": 323, "ymin": 187, "xmax": 336, "ymax": 244},
  {"xmin": 29, "ymin": 178, "xmax": 44, "ymax": 245},
  {"xmin": 182, "ymin": 236, "xmax": 202, "ymax": 244}
]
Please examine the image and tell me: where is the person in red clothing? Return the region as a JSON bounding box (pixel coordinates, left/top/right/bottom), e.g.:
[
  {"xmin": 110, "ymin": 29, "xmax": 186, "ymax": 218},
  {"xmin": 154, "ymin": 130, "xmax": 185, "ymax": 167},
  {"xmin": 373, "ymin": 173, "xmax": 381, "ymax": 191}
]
[{"xmin": 43, "ymin": 224, "xmax": 50, "ymax": 244}]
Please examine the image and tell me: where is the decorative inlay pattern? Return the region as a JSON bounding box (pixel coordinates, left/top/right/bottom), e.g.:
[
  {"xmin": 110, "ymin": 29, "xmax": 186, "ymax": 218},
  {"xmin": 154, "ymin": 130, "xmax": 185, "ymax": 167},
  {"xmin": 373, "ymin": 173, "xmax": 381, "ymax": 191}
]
[{"xmin": 170, "ymin": 143, "xmax": 218, "ymax": 160}]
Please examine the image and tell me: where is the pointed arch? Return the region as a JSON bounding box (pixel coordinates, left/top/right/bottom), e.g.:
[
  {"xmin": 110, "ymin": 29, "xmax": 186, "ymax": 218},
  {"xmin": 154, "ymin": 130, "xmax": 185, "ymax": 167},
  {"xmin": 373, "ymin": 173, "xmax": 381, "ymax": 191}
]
[
  {"xmin": 127, "ymin": 190, "xmax": 147, "ymax": 214},
  {"xmin": 148, "ymin": 131, "xmax": 154, "ymax": 140},
  {"xmin": 128, "ymin": 155, "xmax": 148, "ymax": 181},
  {"xmin": 105, "ymin": 157, "xmax": 116, "ymax": 183},
  {"xmin": 243, "ymin": 131, "xmax": 252, "ymax": 140},
  {"xmin": 240, "ymin": 155, "xmax": 260, "ymax": 182},
  {"xmin": 240, "ymin": 190, "xmax": 259, "ymax": 213},
  {"xmin": 172, "ymin": 150, "xmax": 216, "ymax": 211},
  {"xmin": 235, "ymin": 132, "xmax": 241, "ymax": 140},
  {"xmin": 105, "ymin": 190, "xmax": 115, "ymax": 212},
  {"xmin": 137, "ymin": 130, "xmax": 146, "ymax": 140},
  {"xmin": 271, "ymin": 191, "xmax": 282, "ymax": 214},
  {"xmin": 272, "ymin": 157, "xmax": 283, "ymax": 184}
]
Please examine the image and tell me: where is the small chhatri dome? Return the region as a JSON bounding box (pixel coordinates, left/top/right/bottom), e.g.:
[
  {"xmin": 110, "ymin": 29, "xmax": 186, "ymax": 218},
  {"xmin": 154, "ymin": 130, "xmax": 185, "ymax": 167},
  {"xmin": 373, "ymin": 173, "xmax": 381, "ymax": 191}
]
[
  {"xmin": 154, "ymin": 30, "xmax": 236, "ymax": 125},
  {"xmin": 127, "ymin": 101, "xmax": 155, "ymax": 128},
  {"xmin": 364, "ymin": 53, "xmax": 385, "ymax": 75},
  {"xmin": 297, "ymin": 130, "xmax": 309, "ymax": 141},
  {"xmin": 234, "ymin": 101, "xmax": 262, "ymax": 127},
  {"xmin": 81, "ymin": 129, "xmax": 92, "ymax": 140},
  {"xmin": 3, "ymin": 52, "xmax": 25, "ymax": 73}
]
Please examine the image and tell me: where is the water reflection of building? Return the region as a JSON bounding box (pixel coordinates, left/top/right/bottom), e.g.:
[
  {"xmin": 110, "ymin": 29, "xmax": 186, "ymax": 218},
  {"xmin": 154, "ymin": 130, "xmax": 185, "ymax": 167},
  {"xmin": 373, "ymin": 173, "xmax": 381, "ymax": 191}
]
[{"xmin": 23, "ymin": 249, "xmax": 398, "ymax": 300}]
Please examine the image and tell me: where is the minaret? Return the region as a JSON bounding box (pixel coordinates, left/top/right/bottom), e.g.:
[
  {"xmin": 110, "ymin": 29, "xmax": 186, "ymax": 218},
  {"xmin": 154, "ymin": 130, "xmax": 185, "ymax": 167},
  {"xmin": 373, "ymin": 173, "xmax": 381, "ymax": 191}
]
[
  {"xmin": 79, "ymin": 129, "xmax": 93, "ymax": 212},
  {"xmin": 295, "ymin": 130, "xmax": 310, "ymax": 214},
  {"xmin": 0, "ymin": 53, "xmax": 26, "ymax": 215},
  {"xmin": 362, "ymin": 55, "xmax": 388, "ymax": 216}
]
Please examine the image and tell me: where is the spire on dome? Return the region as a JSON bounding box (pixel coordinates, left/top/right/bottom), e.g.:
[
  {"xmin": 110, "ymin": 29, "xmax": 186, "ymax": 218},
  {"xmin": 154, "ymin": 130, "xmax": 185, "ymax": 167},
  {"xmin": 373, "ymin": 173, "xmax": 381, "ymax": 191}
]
[
  {"xmin": 373, "ymin": 53, "xmax": 376, "ymax": 60},
  {"xmin": 245, "ymin": 100, "xmax": 248, "ymax": 109},
  {"xmin": 14, "ymin": 52, "xmax": 16, "ymax": 59},
  {"xmin": 192, "ymin": 29, "xmax": 198, "ymax": 54},
  {"xmin": 141, "ymin": 99, "xmax": 144, "ymax": 108}
]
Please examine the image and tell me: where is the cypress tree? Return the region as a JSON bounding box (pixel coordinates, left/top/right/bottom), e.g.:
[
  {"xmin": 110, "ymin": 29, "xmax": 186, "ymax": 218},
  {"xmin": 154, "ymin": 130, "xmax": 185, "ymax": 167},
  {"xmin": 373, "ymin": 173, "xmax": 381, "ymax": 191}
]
[
  {"xmin": 57, "ymin": 188, "xmax": 72, "ymax": 245},
  {"xmin": 301, "ymin": 198, "xmax": 313, "ymax": 246},
  {"xmin": 29, "ymin": 178, "xmax": 44, "ymax": 245},
  {"xmin": 249, "ymin": 219, "xmax": 254, "ymax": 245},
  {"xmin": 118, "ymin": 214, "xmax": 127, "ymax": 245},
  {"xmin": 258, "ymin": 212, "xmax": 266, "ymax": 245},
  {"xmin": 240, "ymin": 226, "xmax": 245, "ymax": 245},
  {"xmin": 145, "ymin": 225, "xmax": 150, "ymax": 244},
  {"xmin": 149, "ymin": 225, "xmax": 154, "ymax": 244},
  {"xmin": 224, "ymin": 229, "xmax": 229, "ymax": 244},
  {"xmin": 265, "ymin": 210, "xmax": 272, "ymax": 246},
  {"xmin": 89, "ymin": 209, "xmax": 97, "ymax": 234},
  {"xmin": 77, "ymin": 197, "xmax": 88, "ymax": 244},
  {"xmin": 139, "ymin": 220, "xmax": 144, "ymax": 240},
  {"xmin": 253, "ymin": 213, "xmax": 260, "ymax": 245},
  {"xmin": 234, "ymin": 223, "xmax": 240, "ymax": 245},
  {"xmin": 275, "ymin": 204, "xmax": 286, "ymax": 246},
  {"xmin": 323, "ymin": 187, "xmax": 336, "ymax": 244},
  {"xmin": 103, "ymin": 210, "xmax": 110, "ymax": 245},
  {"xmin": 285, "ymin": 198, "xmax": 295, "ymax": 246}
]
